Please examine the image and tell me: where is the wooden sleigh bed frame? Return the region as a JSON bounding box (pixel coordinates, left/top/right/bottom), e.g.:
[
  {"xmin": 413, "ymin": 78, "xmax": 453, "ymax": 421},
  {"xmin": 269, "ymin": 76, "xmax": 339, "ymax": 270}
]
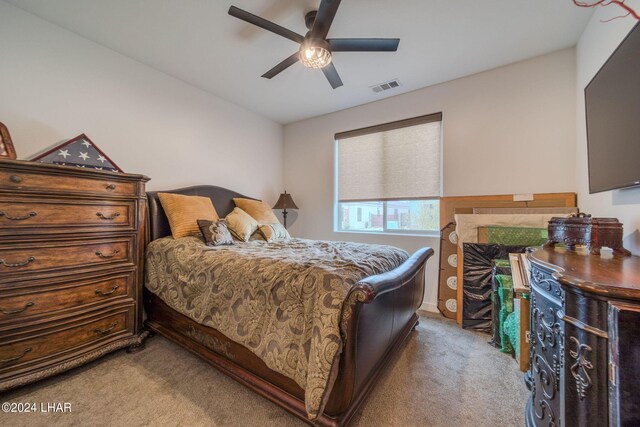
[{"xmin": 144, "ymin": 185, "xmax": 434, "ymax": 426}]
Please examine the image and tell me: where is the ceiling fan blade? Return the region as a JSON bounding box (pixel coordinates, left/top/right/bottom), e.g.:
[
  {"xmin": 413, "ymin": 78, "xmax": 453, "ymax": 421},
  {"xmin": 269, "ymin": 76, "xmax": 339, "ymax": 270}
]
[
  {"xmin": 228, "ymin": 6, "xmax": 304, "ymax": 44},
  {"xmin": 310, "ymin": 0, "xmax": 341, "ymax": 40},
  {"xmin": 322, "ymin": 63, "xmax": 343, "ymax": 89},
  {"xmin": 261, "ymin": 52, "xmax": 300, "ymax": 79},
  {"xmin": 329, "ymin": 38, "xmax": 400, "ymax": 52}
]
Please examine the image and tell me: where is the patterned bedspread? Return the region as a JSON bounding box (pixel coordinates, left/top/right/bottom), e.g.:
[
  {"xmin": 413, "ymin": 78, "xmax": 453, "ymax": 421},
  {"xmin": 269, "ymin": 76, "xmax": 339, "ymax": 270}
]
[{"xmin": 144, "ymin": 236, "xmax": 408, "ymax": 419}]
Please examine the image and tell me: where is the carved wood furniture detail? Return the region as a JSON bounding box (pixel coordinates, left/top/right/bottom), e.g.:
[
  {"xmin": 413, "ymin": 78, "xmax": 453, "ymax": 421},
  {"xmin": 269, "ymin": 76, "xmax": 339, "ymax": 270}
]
[
  {"xmin": 525, "ymin": 247, "xmax": 640, "ymax": 427},
  {"xmin": 545, "ymin": 213, "xmax": 630, "ymax": 256},
  {"xmin": 0, "ymin": 159, "xmax": 149, "ymax": 391}
]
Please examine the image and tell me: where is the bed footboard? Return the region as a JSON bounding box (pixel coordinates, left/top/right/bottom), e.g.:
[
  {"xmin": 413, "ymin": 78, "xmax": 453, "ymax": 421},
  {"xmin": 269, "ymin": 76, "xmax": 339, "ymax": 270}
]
[{"xmin": 323, "ymin": 247, "xmax": 434, "ymax": 423}]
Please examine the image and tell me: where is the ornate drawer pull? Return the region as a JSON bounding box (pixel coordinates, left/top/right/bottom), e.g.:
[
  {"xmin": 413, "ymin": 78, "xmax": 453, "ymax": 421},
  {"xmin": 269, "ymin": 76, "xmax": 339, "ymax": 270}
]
[
  {"xmin": 95, "ymin": 285, "xmax": 119, "ymax": 297},
  {"xmin": 0, "ymin": 256, "xmax": 36, "ymax": 268},
  {"xmin": 105, "ymin": 184, "xmax": 116, "ymax": 191},
  {"xmin": 0, "ymin": 211, "xmax": 37, "ymax": 221},
  {"xmin": 96, "ymin": 212, "xmax": 120, "ymax": 220},
  {"xmin": 1, "ymin": 347, "xmax": 32, "ymax": 364},
  {"xmin": 0, "ymin": 301, "xmax": 34, "ymax": 315},
  {"xmin": 9, "ymin": 175, "xmax": 23, "ymax": 184},
  {"xmin": 94, "ymin": 322, "xmax": 118, "ymax": 336},
  {"xmin": 95, "ymin": 249, "xmax": 120, "ymax": 259}
]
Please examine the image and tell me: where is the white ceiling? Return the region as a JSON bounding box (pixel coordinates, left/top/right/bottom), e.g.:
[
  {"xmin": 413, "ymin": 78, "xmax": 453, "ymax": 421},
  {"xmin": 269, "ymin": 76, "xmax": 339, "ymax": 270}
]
[{"xmin": 7, "ymin": 0, "xmax": 593, "ymax": 124}]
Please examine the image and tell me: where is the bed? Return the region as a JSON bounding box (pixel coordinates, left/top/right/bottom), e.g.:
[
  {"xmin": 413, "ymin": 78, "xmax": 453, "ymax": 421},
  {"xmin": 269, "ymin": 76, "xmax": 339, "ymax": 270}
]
[{"xmin": 143, "ymin": 185, "xmax": 434, "ymax": 426}]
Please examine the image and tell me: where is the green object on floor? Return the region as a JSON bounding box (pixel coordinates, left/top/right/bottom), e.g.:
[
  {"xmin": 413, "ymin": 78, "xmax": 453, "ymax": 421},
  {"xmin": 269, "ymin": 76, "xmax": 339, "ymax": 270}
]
[
  {"xmin": 493, "ymin": 259, "xmax": 511, "ymax": 268},
  {"xmin": 496, "ymin": 274, "xmax": 514, "ymax": 354},
  {"xmin": 481, "ymin": 226, "xmax": 548, "ymax": 246},
  {"xmin": 504, "ymin": 309, "xmax": 520, "ymax": 359},
  {"xmin": 491, "ymin": 260, "xmax": 512, "ymax": 349}
]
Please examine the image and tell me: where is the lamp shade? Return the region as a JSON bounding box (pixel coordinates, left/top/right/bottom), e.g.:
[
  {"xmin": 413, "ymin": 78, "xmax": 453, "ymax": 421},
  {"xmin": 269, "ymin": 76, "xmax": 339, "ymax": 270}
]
[{"xmin": 273, "ymin": 191, "xmax": 298, "ymax": 210}]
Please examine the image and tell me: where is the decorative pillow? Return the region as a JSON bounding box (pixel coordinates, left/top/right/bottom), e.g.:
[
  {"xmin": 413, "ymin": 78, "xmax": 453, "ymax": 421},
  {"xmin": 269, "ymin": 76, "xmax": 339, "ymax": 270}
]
[
  {"xmin": 249, "ymin": 231, "xmax": 266, "ymax": 241},
  {"xmin": 233, "ymin": 198, "xmax": 280, "ymax": 225},
  {"xmin": 197, "ymin": 219, "xmax": 234, "ymax": 246},
  {"xmin": 158, "ymin": 193, "xmax": 219, "ymax": 239},
  {"xmin": 225, "ymin": 207, "xmax": 259, "ymax": 242},
  {"xmin": 258, "ymin": 223, "xmax": 291, "ymax": 242}
]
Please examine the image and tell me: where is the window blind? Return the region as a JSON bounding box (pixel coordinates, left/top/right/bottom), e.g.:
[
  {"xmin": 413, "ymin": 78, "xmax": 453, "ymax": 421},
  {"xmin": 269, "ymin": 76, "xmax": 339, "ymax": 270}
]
[{"xmin": 336, "ymin": 113, "xmax": 442, "ymax": 202}]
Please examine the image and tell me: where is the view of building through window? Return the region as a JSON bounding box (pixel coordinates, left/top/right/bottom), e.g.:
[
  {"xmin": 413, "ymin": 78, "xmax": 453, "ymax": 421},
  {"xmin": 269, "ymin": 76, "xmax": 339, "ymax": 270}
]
[{"xmin": 338, "ymin": 199, "xmax": 439, "ymax": 233}]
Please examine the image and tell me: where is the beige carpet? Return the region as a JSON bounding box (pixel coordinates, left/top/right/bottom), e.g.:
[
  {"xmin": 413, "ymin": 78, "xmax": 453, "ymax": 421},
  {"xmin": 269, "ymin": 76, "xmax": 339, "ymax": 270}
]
[{"xmin": 3, "ymin": 313, "xmax": 528, "ymax": 427}]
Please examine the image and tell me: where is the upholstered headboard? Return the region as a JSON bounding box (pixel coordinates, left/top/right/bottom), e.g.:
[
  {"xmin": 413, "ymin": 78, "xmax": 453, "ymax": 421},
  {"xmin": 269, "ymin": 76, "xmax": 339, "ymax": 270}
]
[{"xmin": 147, "ymin": 185, "xmax": 257, "ymax": 241}]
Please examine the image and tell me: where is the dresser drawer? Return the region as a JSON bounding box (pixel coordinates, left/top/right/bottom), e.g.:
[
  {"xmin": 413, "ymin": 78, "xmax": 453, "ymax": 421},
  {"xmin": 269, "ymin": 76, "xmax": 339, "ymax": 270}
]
[
  {"xmin": 0, "ymin": 307, "xmax": 133, "ymax": 374},
  {"xmin": 0, "ymin": 272, "xmax": 133, "ymax": 326},
  {"xmin": 0, "ymin": 168, "xmax": 137, "ymax": 197},
  {"xmin": 0, "ymin": 197, "xmax": 136, "ymax": 235},
  {"xmin": 0, "ymin": 236, "xmax": 134, "ymax": 278}
]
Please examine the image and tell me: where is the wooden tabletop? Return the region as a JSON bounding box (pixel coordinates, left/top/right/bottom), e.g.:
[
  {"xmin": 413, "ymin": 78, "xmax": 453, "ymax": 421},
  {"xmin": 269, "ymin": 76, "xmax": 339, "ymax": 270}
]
[{"xmin": 530, "ymin": 247, "xmax": 640, "ymax": 300}]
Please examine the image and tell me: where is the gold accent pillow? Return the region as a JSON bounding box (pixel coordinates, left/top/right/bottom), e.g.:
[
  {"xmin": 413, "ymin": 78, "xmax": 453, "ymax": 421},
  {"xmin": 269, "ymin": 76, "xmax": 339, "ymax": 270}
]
[
  {"xmin": 258, "ymin": 223, "xmax": 291, "ymax": 242},
  {"xmin": 225, "ymin": 207, "xmax": 259, "ymax": 242},
  {"xmin": 233, "ymin": 198, "xmax": 280, "ymax": 225},
  {"xmin": 158, "ymin": 193, "xmax": 219, "ymax": 239}
]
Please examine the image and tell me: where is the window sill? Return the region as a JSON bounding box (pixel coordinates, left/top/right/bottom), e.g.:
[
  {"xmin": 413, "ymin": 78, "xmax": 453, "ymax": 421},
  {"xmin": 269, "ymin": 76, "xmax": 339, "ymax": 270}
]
[{"xmin": 334, "ymin": 230, "xmax": 440, "ymax": 238}]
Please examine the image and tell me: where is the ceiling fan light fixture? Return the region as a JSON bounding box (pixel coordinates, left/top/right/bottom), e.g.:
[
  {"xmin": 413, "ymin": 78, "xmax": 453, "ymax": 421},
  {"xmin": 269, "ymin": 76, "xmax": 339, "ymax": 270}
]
[
  {"xmin": 228, "ymin": 2, "xmax": 400, "ymax": 89},
  {"xmin": 299, "ymin": 39, "xmax": 332, "ymax": 69}
]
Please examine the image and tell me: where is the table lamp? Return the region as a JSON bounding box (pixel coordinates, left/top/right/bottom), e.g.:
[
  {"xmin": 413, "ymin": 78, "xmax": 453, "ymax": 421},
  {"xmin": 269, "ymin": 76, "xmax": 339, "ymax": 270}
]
[{"xmin": 273, "ymin": 191, "xmax": 298, "ymax": 229}]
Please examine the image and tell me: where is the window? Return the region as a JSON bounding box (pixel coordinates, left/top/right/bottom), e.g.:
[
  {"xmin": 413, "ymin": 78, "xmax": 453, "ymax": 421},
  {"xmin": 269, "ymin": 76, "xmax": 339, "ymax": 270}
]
[{"xmin": 335, "ymin": 113, "xmax": 442, "ymax": 234}]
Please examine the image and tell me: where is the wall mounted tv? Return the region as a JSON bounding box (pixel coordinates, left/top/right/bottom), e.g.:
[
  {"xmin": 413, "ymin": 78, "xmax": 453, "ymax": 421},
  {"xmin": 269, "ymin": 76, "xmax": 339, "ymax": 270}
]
[{"xmin": 585, "ymin": 21, "xmax": 640, "ymax": 194}]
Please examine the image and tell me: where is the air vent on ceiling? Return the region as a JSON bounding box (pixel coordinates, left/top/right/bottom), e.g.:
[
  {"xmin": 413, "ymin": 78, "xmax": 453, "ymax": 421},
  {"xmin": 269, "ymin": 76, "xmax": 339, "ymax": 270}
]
[{"xmin": 370, "ymin": 79, "xmax": 401, "ymax": 93}]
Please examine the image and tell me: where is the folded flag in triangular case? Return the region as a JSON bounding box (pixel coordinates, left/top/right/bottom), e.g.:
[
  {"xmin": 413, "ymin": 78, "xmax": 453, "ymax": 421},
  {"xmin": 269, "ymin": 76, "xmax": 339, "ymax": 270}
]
[{"xmin": 31, "ymin": 134, "xmax": 123, "ymax": 172}]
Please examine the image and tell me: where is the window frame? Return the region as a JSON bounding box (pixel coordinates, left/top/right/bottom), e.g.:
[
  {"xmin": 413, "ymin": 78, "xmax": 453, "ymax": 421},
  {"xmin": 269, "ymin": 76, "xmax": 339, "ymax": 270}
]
[{"xmin": 334, "ymin": 112, "xmax": 443, "ymax": 236}]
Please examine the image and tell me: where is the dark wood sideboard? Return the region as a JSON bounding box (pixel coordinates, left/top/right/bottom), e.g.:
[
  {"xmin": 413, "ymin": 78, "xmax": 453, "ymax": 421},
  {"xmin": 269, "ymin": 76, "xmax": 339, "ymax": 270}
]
[
  {"xmin": 526, "ymin": 247, "xmax": 640, "ymax": 426},
  {"xmin": 0, "ymin": 159, "xmax": 149, "ymax": 391}
]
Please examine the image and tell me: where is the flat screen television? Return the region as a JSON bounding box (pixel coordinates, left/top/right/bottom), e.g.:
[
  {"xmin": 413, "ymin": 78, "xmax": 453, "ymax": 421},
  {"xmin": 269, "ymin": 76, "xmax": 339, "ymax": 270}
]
[{"xmin": 585, "ymin": 21, "xmax": 640, "ymax": 194}]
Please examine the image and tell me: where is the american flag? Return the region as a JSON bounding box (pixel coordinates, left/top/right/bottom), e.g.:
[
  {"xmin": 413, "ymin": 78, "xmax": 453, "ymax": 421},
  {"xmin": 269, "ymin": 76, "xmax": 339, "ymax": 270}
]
[{"xmin": 32, "ymin": 134, "xmax": 123, "ymax": 173}]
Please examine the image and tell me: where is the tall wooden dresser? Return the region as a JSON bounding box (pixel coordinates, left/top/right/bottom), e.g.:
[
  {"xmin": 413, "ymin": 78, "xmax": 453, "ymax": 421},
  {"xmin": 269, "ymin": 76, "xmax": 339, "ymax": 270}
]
[
  {"xmin": 525, "ymin": 247, "xmax": 640, "ymax": 426},
  {"xmin": 0, "ymin": 159, "xmax": 149, "ymax": 391}
]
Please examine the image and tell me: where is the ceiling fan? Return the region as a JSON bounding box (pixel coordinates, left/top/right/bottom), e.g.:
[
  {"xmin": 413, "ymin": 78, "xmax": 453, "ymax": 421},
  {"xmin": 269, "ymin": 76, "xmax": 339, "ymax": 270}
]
[{"xmin": 228, "ymin": 0, "xmax": 400, "ymax": 89}]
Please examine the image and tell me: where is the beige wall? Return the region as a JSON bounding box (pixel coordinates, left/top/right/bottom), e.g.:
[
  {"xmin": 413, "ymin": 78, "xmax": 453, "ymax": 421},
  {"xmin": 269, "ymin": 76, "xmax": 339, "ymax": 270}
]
[
  {"xmin": 576, "ymin": 11, "xmax": 640, "ymax": 255},
  {"xmin": 284, "ymin": 49, "xmax": 577, "ymax": 311},
  {"xmin": 0, "ymin": 1, "xmax": 283, "ymax": 202}
]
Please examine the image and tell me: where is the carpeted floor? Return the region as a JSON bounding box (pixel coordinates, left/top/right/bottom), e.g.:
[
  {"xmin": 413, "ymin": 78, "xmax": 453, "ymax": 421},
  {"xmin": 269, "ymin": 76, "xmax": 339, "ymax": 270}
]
[{"xmin": 2, "ymin": 313, "xmax": 528, "ymax": 427}]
